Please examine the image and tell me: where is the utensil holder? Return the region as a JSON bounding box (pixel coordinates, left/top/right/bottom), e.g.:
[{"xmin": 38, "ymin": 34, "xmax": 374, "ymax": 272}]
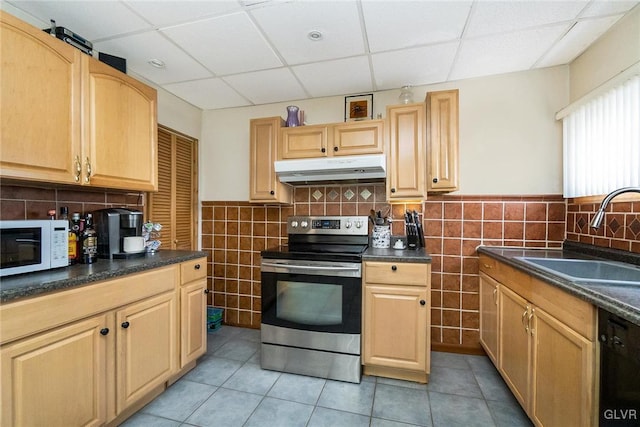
[{"xmin": 372, "ymin": 225, "xmax": 391, "ymax": 248}]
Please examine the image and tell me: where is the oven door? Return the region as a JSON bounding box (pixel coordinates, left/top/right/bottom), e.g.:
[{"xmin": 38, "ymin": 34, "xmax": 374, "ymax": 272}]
[{"xmin": 261, "ymin": 259, "xmax": 361, "ymax": 334}]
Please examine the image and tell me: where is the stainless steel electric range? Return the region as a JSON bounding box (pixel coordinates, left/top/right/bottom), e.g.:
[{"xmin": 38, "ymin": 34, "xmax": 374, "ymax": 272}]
[{"xmin": 260, "ymin": 215, "xmax": 369, "ymax": 383}]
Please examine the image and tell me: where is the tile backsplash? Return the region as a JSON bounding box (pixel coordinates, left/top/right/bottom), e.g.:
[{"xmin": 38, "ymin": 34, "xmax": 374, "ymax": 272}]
[
  {"xmin": 0, "ymin": 182, "xmax": 145, "ymax": 220},
  {"xmin": 202, "ymin": 185, "xmax": 570, "ymax": 353}
]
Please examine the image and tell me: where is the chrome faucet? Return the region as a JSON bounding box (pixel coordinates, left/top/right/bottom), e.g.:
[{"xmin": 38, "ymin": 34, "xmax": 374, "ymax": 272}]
[{"xmin": 590, "ymin": 187, "xmax": 640, "ymax": 230}]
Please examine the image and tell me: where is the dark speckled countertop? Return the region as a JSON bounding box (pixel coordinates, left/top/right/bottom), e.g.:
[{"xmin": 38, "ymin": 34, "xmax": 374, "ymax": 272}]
[
  {"xmin": 477, "ymin": 245, "xmax": 640, "ymax": 326},
  {"xmin": 363, "ymin": 247, "xmax": 431, "ymax": 263},
  {"xmin": 0, "ymin": 250, "xmax": 207, "ymax": 303}
]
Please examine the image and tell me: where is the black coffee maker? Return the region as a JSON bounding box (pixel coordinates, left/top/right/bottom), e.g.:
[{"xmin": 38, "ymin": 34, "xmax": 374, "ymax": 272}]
[{"xmin": 93, "ymin": 208, "xmax": 144, "ymax": 259}]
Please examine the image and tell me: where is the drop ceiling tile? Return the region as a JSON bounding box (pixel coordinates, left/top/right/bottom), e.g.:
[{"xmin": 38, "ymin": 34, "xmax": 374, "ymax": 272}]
[
  {"xmin": 163, "ymin": 78, "xmax": 250, "ymax": 110},
  {"xmin": 292, "ymin": 56, "xmax": 372, "ymax": 98},
  {"xmin": 6, "ymin": 0, "xmax": 151, "ymax": 41},
  {"xmin": 450, "ymin": 24, "xmax": 569, "ymax": 81},
  {"xmin": 224, "ymin": 68, "xmax": 307, "ymax": 105},
  {"xmin": 362, "ymin": 1, "xmax": 471, "ymax": 52},
  {"xmin": 579, "ymin": 0, "xmax": 639, "ymax": 18},
  {"xmin": 537, "ymin": 15, "xmax": 624, "ymax": 67},
  {"xmin": 161, "ymin": 12, "xmax": 281, "ymax": 75},
  {"xmin": 250, "ymin": 1, "xmax": 364, "ymax": 65},
  {"xmin": 465, "ymin": 0, "xmax": 588, "ymax": 38},
  {"xmin": 372, "ymin": 41, "xmax": 459, "ymax": 90},
  {"xmin": 123, "ymin": 0, "xmax": 242, "ymax": 27},
  {"xmin": 94, "ymin": 31, "xmax": 212, "ymax": 84}
]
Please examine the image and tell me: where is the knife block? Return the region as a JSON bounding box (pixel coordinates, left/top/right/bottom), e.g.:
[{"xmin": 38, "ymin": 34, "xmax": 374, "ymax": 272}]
[{"xmin": 407, "ymin": 234, "xmax": 419, "ymax": 250}]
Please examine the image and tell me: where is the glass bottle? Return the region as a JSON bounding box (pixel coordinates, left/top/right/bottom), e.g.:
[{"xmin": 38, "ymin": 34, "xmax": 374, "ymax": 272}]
[
  {"xmin": 80, "ymin": 213, "xmax": 98, "ymax": 264},
  {"xmin": 69, "ymin": 212, "xmax": 81, "ymax": 265},
  {"xmin": 398, "ymin": 85, "xmax": 414, "ymax": 104}
]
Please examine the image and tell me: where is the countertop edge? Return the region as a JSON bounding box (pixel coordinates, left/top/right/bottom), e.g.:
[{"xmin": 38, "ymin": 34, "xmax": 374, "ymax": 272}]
[
  {"xmin": 1, "ymin": 250, "xmax": 208, "ymax": 303},
  {"xmin": 362, "ymin": 247, "xmax": 431, "ymax": 263},
  {"xmin": 477, "ymin": 246, "xmax": 640, "ymax": 326}
]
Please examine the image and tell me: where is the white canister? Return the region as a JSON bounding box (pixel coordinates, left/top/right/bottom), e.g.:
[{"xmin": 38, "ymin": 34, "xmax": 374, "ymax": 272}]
[
  {"xmin": 123, "ymin": 236, "xmax": 145, "ymax": 253},
  {"xmin": 372, "ymin": 225, "xmax": 391, "ymax": 249}
]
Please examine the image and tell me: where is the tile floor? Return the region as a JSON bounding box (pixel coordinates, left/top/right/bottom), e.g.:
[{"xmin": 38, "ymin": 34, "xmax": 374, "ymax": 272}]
[{"xmin": 121, "ymin": 326, "xmax": 532, "ymax": 427}]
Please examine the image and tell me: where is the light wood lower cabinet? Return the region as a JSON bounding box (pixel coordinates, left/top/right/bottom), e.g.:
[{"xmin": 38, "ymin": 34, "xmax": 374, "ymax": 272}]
[
  {"xmin": 479, "ymin": 254, "xmax": 597, "ymax": 426},
  {"xmin": 479, "ymin": 272, "xmax": 499, "ymax": 365},
  {"xmin": 0, "ymin": 314, "xmax": 109, "ymax": 427},
  {"xmin": 362, "ymin": 261, "xmax": 431, "ymax": 383},
  {"xmin": 0, "ymin": 259, "xmax": 208, "ymax": 426},
  {"xmin": 180, "ymin": 258, "xmax": 208, "ymax": 368}
]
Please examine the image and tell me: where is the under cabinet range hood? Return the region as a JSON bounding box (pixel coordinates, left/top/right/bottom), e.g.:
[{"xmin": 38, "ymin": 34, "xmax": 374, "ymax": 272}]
[{"xmin": 274, "ymin": 154, "xmax": 386, "ymax": 183}]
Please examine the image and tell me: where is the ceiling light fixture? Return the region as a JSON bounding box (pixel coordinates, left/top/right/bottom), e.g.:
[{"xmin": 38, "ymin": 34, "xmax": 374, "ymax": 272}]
[
  {"xmin": 148, "ymin": 59, "xmax": 166, "ymax": 69},
  {"xmin": 307, "ymin": 30, "xmax": 323, "ymax": 41}
]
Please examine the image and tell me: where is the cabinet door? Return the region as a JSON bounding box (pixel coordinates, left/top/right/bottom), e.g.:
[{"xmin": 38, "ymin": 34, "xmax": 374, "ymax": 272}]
[
  {"xmin": 84, "ymin": 58, "xmax": 157, "ymax": 191},
  {"xmin": 363, "ymin": 284, "xmax": 427, "ymax": 372},
  {"xmin": 479, "ymin": 273, "xmax": 499, "ymax": 365},
  {"xmin": 426, "ymin": 90, "xmax": 458, "ymax": 192},
  {"xmin": 116, "ymin": 292, "xmax": 176, "ymax": 413},
  {"xmin": 0, "ymin": 11, "xmax": 82, "ymax": 184},
  {"xmin": 498, "ymin": 285, "xmax": 531, "ymax": 411},
  {"xmin": 332, "ymin": 120, "xmax": 384, "ymax": 156},
  {"xmin": 530, "ymin": 307, "xmax": 595, "ymax": 427},
  {"xmin": 386, "ymin": 103, "xmax": 425, "ymax": 200},
  {"xmin": 1, "ymin": 314, "xmax": 109, "ymax": 427},
  {"xmin": 180, "ymin": 278, "xmax": 207, "ymax": 368},
  {"xmin": 280, "ymin": 125, "xmax": 329, "ymax": 159},
  {"xmin": 250, "ymin": 117, "xmax": 292, "ymax": 203}
]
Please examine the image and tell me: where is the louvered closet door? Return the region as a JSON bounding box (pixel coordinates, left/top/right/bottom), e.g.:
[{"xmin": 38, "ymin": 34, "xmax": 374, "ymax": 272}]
[{"xmin": 148, "ymin": 126, "xmax": 198, "ymax": 251}]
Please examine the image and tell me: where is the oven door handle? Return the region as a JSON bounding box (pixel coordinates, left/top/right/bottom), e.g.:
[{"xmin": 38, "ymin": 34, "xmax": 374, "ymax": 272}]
[{"xmin": 261, "ymin": 262, "xmax": 360, "ymax": 272}]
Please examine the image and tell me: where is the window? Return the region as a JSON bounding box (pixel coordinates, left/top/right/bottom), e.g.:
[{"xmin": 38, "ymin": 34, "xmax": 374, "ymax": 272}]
[{"xmin": 561, "ymin": 75, "xmax": 639, "ymax": 198}]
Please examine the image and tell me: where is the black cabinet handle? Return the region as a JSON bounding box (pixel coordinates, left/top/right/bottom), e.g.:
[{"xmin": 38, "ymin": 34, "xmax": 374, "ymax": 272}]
[
  {"xmin": 204, "ymin": 289, "xmax": 210, "ymax": 294},
  {"xmin": 194, "ymin": 264, "xmax": 201, "ymax": 270},
  {"xmin": 333, "ymin": 146, "xmax": 338, "ymax": 152},
  {"xmin": 432, "ymin": 178, "xmax": 438, "ymax": 183},
  {"xmin": 270, "ymin": 190, "xmax": 275, "ymax": 195},
  {"xmin": 420, "ymin": 300, "xmax": 426, "ymax": 306},
  {"xmin": 391, "ymin": 265, "xmax": 397, "ymax": 271},
  {"xmin": 100, "ymin": 328, "xmax": 109, "ymax": 336},
  {"xmin": 321, "ymin": 148, "xmax": 326, "ymax": 153},
  {"xmin": 390, "ymin": 188, "xmax": 396, "ymax": 193},
  {"xmin": 121, "ymin": 321, "xmax": 130, "ymax": 329}
]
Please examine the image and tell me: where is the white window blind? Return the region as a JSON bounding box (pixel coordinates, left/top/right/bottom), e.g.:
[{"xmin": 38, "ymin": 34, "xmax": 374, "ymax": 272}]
[{"xmin": 562, "ymin": 75, "xmax": 640, "ymax": 198}]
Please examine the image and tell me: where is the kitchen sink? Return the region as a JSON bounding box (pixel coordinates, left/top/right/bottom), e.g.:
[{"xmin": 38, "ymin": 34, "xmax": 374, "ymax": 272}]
[{"xmin": 515, "ymin": 257, "xmax": 640, "ymax": 286}]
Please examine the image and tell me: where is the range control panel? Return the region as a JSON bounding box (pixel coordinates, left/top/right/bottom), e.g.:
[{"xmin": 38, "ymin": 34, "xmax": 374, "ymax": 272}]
[{"xmin": 287, "ymin": 216, "xmax": 369, "ymax": 235}]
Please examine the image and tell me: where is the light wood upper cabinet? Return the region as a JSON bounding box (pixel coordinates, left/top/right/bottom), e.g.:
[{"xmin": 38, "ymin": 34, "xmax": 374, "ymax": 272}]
[
  {"xmin": 279, "ymin": 120, "xmax": 384, "ymax": 159},
  {"xmin": 426, "ymin": 89, "xmax": 459, "ymax": 192},
  {"xmin": 363, "ymin": 261, "xmax": 431, "ymax": 383},
  {"xmin": 83, "ymin": 57, "xmax": 157, "ymax": 192},
  {"xmin": 332, "ymin": 120, "xmax": 384, "ymax": 156},
  {"xmin": 386, "ymin": 103, "xmax": 426, "ymax": 200},
  {"xmin": 0, "ymin": 11, "xmax": 158, "ymax": 192},
  {"xmin": 0, "ymin": 11, "xmax": 82, "ymax": 184},
  {"xmin": 250, "ymin": 117, "xmax": 292, "ymax": 204}
]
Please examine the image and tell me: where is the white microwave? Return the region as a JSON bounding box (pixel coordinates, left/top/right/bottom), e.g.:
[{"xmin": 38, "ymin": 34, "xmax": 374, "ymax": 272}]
[{"xmin": 0, "ymin": 220, "xmax": 69, "ymax": 277}]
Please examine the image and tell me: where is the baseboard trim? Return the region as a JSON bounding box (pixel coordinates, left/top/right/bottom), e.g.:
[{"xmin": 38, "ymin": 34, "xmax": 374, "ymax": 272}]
[{"xmin": 432, "ymin": 342, "xmax": 486, "ymax": 356}]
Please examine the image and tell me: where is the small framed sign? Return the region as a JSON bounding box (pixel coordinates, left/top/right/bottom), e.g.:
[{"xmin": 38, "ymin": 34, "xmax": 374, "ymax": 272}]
[{"xmin": 344, "ymin": 94, "xmax": 373, "ymax": 122}]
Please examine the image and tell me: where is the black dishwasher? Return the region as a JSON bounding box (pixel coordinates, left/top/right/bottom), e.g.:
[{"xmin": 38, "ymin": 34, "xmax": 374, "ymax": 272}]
[{"xmin": 598, "ymin": 308, "xmax": 640, "ymax": 426}]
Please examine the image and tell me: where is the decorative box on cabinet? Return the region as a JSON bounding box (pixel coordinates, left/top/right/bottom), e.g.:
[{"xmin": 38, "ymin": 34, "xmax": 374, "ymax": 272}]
[
  {"xmin": 250, "ymin": 117, "xmax": 292, "ymax": 204},
  {"xmin": 479, "ymin": 255, "xmax": 598, "ymax": 426},
  {"xmin": 386, "ymin": 103, "xmax": 426, "ymax": 200},
  {"xmin": 0, "ymin": 11, "xmax": 158, "ymax": 192},
  {"xmin": 362, "ymin": 261, "xmax": 431, "ymax": 383},
  {"xmin": 426, "ymin": 89, "xmax": 459, "ymax": 192},
  {"xmin": 279, "ymin": 120, "xmax": 384, "ymax": 160}
]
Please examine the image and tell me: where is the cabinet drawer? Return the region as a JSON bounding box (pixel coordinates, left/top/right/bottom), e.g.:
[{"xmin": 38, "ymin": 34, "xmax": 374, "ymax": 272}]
[
  {"xmin": 364, "ymin": 261, "xmax": 429, "ymax": 286},
  {"xmin": 181, "ymin": 257, "xmax": 207, "ymax": 284}
]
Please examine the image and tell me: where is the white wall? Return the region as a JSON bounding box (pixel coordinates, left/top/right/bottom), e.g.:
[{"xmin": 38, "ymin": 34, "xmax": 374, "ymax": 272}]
[
  {"xmin": 200, "ymin": 65, "xmax": 568, "ymax": 200},
  {"xmin": 156, "ymin": 87, "xmax": 202, "ymax": 140}
]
